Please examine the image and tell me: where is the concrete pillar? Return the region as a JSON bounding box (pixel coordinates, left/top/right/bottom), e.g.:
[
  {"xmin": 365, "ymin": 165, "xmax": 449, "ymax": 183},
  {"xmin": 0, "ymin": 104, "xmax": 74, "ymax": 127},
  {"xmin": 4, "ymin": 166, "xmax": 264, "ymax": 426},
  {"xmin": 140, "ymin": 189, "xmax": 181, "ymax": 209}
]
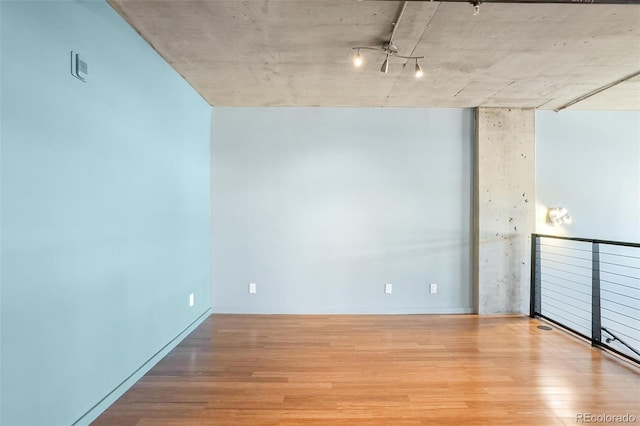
[{"xmin": 475, "ymin": 108, "xmax": 535, "ymax": 314}]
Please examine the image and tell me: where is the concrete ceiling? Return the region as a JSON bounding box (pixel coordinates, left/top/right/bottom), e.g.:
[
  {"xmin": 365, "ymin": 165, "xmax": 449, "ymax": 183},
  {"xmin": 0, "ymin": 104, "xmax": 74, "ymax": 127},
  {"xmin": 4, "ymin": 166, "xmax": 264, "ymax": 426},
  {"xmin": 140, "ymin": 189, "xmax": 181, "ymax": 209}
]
[{"xmin": 109, "ymin": 0, "xmax": 640, "ymax": 109}]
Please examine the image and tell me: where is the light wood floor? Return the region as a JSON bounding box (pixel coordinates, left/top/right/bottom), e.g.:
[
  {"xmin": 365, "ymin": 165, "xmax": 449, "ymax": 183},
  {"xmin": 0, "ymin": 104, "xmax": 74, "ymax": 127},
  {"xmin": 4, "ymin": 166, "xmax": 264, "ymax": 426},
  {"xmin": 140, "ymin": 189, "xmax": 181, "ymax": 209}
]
[{"xmin": 93, "ymin": 315, "xmax": 640, "ymax": 425}]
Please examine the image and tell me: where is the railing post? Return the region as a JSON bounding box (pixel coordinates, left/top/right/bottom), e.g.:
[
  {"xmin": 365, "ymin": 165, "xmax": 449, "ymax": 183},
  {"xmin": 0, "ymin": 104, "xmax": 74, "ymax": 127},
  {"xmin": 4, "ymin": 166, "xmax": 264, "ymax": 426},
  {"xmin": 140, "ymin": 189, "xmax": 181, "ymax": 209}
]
[
  {"xmin": 591, "ymin": 242, "xmax": 601, "ymax": 346},
  {"xmin": 530, "ymin": 234, "xmax": 541, "ymax": 318}
]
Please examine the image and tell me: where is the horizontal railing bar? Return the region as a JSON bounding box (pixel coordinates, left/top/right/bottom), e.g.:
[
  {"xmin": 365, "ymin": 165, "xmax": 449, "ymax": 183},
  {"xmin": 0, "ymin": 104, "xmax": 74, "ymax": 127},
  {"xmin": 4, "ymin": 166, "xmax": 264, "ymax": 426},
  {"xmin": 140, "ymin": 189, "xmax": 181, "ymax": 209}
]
[
  {"xmin": 542, "ymin": 315, "xmax": 590, "ymax": 334},
  {"xmin": 540, "ymin": 243, "xmax": 591, "ymax": 254},
  {"xmin": 542, "ymin": 307, "xmax": 591, "ymax": 324},
  {"xmin": 541, "ymin": 273, "xmax": 591, "ymax": 288},
  {"xmin": 542, "ymin": 265, "xmax": 592, "ymax": 279},
  {"xmin": 599, "ymin": 260, "xmax": 640, "ymax": 270},
  {"xmin": 540, "ymin": 243, "xmax": 592, "ymax": 253},
  {"xmin": 542, "ymin": 306, "xmax": 591, "ymax": 325},
  {"xmin": 534, "ymin": 234, "xmax": 640, "ymax": 248},
  {"xmin": 600, "ymin": 270, "xmax": 640, "ymax": 281},
  {"xmin": 542, "ymin": 284, "xmax": 591, "ymax": 300},
  {"xmin": 541, "ymin": 279, "xmax": 591, "ymax": 296},
  {"xmin": 601, "ymin": 297, "xmax": 640, "ymax": 311},
  {"xmin": 540, "ymin": 257, "xmax": 593, "ymax": 270},
  {"xmin": 601, "ymin": 306, "xmax": 640, "ymax": 324},
  {"xmin": 540, "ymin": 251, "xmax": 592, "ymax": 262},
  {"xmin": 542, "ymin": 312, "xmax": 591, "ymax": 328},
  {"xmin": 542, "ymin": 296, "xmax": 591, "ymax": 310},
  {"xmin": 542, "ymin": 303, "xmax": 591, "ymax": 325},
  {"xmin": 600, "ymin": 279, "xmax": 640, "ymax": 291},
  {"xmin": 599, "ymin": 252, "xmax": 640, "ymax": 260},
  {"xmin": 543, "ymin": 295, "xmax": 592, "ymax": 314},
  {"xmin": 601, "ymin": 287, "xmax": 640, "ymax": 301},
  {"xmin": 542, "ymin": 288, "xmax": 591, "ymax": 305}
]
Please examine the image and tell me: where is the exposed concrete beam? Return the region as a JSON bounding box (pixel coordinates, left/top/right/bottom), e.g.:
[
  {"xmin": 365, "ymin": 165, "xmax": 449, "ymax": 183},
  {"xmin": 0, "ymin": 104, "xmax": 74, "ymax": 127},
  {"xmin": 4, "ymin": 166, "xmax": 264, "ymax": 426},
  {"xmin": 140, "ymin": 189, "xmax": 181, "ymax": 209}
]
[{"xmin": 555, "ymin": 69, "xmax": 640, "ymax": 111}]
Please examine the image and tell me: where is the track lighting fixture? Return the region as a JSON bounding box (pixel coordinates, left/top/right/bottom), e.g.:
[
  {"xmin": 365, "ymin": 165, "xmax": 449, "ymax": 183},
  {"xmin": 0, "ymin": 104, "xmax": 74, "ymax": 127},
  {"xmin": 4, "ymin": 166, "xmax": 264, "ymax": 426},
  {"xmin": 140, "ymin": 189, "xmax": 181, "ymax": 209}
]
[
  {"xmin": 351, "ymin": 45, "xmax": 424, "ymax": 78},
  {"xmin": 352, "ymin": 3, "xmax": 424, "ymax": 78}
]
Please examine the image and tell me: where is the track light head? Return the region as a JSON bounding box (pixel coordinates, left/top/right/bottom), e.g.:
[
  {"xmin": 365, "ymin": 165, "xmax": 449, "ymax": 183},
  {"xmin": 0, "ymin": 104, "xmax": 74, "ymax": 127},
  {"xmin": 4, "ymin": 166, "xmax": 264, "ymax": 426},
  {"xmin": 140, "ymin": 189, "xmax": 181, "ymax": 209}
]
[
  {"xmin": 415, "ymin": 61, "xmax": 423, "ymax": 78},
  {"xmin": 353, "ymin": 50, "xmax": 362, "ymax": 67},
  {"xmin": 381, "ymin": 55, "xmax": 389, "ymax": 74}
]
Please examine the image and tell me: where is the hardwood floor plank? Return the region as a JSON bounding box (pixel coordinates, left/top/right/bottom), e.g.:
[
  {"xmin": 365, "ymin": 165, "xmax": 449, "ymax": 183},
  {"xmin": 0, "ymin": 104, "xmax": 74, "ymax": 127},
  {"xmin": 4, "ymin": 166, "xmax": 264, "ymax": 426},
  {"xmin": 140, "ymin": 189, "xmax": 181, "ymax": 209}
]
[{"xmin": 93, "ymin": 315, "xmax": 640, "ymax": 425}]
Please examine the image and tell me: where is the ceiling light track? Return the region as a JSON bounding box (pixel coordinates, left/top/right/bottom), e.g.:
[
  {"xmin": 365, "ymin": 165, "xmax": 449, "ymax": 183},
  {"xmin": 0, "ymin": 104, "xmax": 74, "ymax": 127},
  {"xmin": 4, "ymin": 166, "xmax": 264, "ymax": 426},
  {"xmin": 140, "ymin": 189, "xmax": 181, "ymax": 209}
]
[
  {"xmin": 352, "ymin": 46, "xmax": 423, "ymax": 61},
  {"xmin": 389, "ymin": 1, "xmax": 409, "ymax": 45}
]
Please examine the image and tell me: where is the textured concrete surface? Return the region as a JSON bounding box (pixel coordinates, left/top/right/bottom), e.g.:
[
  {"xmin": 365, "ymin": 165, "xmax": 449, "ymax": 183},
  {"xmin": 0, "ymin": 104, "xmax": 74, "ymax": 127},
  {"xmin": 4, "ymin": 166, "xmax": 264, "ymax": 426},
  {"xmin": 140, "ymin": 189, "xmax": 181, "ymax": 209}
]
[
  {"xmin": 475, "ymin": 108, "xmax": 535, "ymax": 314},
  {"xmin": 108, "ymin": 0, "xmax": 640, "ymax": 109}
]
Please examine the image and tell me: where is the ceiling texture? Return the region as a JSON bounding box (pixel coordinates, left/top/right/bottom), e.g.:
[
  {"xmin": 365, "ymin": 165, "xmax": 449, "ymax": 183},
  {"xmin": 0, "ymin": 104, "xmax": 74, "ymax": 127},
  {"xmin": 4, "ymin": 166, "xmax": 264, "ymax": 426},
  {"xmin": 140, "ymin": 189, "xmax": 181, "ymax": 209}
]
[{"xmin": 109, "ymin": 0, "xmax": 640, "ymax": 109}]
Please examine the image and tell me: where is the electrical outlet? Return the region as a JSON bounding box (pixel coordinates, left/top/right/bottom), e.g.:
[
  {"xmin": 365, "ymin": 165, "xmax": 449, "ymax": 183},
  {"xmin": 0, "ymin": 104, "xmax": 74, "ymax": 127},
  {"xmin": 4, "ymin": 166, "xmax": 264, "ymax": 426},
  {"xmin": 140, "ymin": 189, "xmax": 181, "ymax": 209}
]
[
  {"xmin": 249, "ymin": 283, "xmax": 257, "ymax": 294},
  {"xmin": 430, "ymin": 283, "xmax": 438, "ymax": 294},
  {"xmin": 385, "ymin": 283, "xmax": 393, "ymax": 294},
  {"xmin": 189, "ymin": 293, "xmax": 194, "ymax": 307}
]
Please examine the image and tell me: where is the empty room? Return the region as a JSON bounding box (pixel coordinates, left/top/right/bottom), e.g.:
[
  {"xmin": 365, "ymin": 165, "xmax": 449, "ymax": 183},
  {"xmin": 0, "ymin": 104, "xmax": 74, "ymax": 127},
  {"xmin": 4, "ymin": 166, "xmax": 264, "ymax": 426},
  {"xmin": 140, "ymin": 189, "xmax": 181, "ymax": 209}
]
[{"xmin": 1, "ymin": 0, "xmax": 639, "ymax": 425}]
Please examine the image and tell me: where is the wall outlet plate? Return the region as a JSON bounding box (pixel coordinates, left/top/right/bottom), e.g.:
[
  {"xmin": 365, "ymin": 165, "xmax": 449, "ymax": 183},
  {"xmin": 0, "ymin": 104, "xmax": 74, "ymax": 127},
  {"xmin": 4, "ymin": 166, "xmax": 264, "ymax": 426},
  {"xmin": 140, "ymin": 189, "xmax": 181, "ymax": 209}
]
[
  {"xmin": 189, "ymin": 293, "xmax": 194, "ymax": 307},
  {"xmin": 385, "ymin": 283, "xmax": 393, "ymax": 294},
  {"xmin": 430, "ymin": 283, "xmax": 438, "ymax": 294},
  {"xmin": 249, "ymin": 283, "xmax": 257, "ymax": 294}
]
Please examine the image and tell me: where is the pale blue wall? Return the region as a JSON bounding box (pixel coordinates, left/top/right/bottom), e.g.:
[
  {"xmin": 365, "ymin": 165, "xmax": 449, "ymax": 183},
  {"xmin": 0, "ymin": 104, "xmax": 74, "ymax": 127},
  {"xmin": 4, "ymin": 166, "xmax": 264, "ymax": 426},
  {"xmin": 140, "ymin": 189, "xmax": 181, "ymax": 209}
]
[
  {"xmin": 0, "ymin": 2, "xmax": 212, "ymax": 425},
  {"xmin": 536, "ymin": 110, "xmax": 640, "ymax": 242},
  {"xmin": 211, "ymin": 107, "xmax": 473, "ymax": 314}
]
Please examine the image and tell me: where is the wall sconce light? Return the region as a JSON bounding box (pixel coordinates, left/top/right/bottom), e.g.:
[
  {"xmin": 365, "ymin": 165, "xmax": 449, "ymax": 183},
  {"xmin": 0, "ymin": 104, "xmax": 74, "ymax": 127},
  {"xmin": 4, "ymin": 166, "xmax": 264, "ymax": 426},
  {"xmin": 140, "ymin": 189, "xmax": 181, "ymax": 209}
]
[{"xmin": 547, "ymin": 207, "xmax": 572, "ymax": 225}]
